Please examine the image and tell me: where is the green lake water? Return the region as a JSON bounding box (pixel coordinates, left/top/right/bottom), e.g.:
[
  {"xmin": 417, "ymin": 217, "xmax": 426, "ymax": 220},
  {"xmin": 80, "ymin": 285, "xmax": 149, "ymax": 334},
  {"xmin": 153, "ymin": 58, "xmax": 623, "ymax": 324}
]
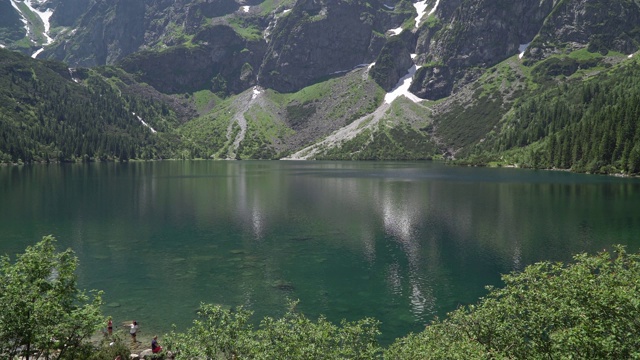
[{"xmin": 1, "ymin": 160, "xmax": 640, "ymax": 344}]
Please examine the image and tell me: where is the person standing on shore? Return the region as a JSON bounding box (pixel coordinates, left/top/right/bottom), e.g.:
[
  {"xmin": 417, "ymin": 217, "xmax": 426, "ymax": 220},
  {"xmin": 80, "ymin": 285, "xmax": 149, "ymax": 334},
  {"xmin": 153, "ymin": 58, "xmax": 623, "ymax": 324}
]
[
  {"xmin": 107, "ymin": 318, "xmax": 113, "ymax": 336},
  {"xmin": 129, "ymin": 321, "xmax": 139, "ymax": 343}
]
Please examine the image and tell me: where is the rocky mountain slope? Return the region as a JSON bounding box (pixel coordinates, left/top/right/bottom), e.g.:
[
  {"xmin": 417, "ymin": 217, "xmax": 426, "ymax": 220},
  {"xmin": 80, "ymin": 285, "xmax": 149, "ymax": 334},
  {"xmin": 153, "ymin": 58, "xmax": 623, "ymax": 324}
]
[{"xmin": 1, "ymin": 0, "xmax": 639, "ymax": 174}]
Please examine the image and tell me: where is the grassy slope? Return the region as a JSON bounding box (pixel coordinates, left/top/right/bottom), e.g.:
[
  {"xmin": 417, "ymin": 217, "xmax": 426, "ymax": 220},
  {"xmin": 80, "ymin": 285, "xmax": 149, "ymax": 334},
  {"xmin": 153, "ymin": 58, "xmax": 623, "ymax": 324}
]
[{"xmin": 176, "ymin": 68, "xmax": 387, "ymax": 160}]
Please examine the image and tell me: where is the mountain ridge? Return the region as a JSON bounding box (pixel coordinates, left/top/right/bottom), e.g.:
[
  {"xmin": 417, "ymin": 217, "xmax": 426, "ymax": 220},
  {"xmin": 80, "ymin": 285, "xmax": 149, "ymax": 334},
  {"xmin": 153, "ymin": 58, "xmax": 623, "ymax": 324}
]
[{"xmin": 0, "ymin": 0, "xmax": 639, "ymax": 175}]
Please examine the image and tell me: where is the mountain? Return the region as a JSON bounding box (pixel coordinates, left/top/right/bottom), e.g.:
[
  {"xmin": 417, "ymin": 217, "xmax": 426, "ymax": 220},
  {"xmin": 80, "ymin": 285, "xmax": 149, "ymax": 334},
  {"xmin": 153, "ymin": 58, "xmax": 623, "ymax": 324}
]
[
  {"xmin": 0, "ymin": 48, "xmax": 191, "ymax": 163},
  {"xmin": 0, "ymin": 0, "xmax": 639, "ymax": 175}
]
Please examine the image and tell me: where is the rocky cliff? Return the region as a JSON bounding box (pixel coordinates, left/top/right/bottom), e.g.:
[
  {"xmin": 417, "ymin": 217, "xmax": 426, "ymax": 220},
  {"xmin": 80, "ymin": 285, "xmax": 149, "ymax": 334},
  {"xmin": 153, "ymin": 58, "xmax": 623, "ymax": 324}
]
[
  {"xmin": 119, "ymin": 24, "xmax": 266, "ymax": 95},
  {"xmin": 0, "ymin": 0, "xmax": 26, "ymax": 46},
  {"xmin": 258, "ymin": 0, "xmax": 391, "ymax": 92},
  {"xmin": 410, "ymin": 0, "xmax": 555, "ymax": 99},
  {"xmin": 527, "ymin": 0, "xmax": 640, "ymax": 60},
  {"xmin": 3, "ymin": 0, "xmax": 639, "ymax": 97},
  {"xmin": 409, "ymin": 0, "xmax": 640, "ymax": 99},
  {"xmin": 1, "ymin": 0, "xmax": 640, "ymax": 168}
]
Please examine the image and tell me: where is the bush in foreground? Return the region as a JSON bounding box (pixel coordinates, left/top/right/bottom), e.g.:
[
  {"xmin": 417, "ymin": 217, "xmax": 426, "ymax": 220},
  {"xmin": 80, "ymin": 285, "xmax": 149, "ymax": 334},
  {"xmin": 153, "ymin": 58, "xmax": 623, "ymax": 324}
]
[
  {"xmin": 386, "ymin": 246, "xmax": 640, "ymax": 359},
  {"xmin": 167, "ymin": 247, "xmax": 640, "ymax": 359},
  {"xmin": 0, "ymin": 236, "xmax": 104, "ymax": 360},
  {"xmin": 3, "ymin": 237, "xmax": 639, "ymax": 359},
  {"xmin": 165, "ymin": 301, "xmax": 382, "ymax": 360}
]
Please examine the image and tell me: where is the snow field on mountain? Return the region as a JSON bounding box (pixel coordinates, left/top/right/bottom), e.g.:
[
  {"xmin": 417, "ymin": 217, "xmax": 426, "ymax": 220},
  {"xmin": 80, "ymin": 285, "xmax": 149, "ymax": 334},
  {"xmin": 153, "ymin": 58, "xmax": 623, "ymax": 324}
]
[
  {"xmin": 389, "ymin": 27, "xmax": 403, "ymax": 36},
  {"xmin": 25, "ymin": 0, "xmax": 53, "ymax": 44},
  {"xmin": 414, "ymin": 1, "xmax": 428, "ymax": 28},
  {"xmin": 428, "ymin": 0, "xmax": 440, "ymax": 16},
  {"xmin": 384, "ymin": 54, "xmax": 423, "ymax": 104},
  {"xmin": 519, "ymin": 43, "xmax": 530, "ymax": 59},
  {"xmin": 9, "ymin": 0, "xmax": 54, "ymax": 57}
]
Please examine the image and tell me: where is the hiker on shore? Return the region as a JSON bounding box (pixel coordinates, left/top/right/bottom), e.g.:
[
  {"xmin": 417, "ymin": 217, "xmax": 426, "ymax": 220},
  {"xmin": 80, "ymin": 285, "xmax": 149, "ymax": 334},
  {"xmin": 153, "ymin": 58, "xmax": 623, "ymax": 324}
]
[
  {"xmin": 129, "ymin": 321, "xmax": 139, "ymax": 343},
  {"xmin": 152, "ymin": 335, "xmax": 163, "ymax": 354}
]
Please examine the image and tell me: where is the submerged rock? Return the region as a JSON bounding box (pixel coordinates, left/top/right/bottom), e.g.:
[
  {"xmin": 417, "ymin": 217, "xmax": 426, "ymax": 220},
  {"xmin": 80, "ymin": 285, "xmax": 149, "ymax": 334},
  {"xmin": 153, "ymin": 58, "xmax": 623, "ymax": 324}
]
[{"xmin": 272, "ymin": 281, "xmax": 296, "ymax": 292}]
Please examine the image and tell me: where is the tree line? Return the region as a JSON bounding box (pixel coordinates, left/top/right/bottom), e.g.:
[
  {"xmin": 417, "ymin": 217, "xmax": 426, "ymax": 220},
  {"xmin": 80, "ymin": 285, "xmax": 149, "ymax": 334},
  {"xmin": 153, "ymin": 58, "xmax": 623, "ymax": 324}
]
[
  {"xmin": 0, "ymin": 50, "xmax": 182, "ymax": 165},
  {"xmin": 467, "ymin": 58, "xmax": 640, "ymax": 174}
]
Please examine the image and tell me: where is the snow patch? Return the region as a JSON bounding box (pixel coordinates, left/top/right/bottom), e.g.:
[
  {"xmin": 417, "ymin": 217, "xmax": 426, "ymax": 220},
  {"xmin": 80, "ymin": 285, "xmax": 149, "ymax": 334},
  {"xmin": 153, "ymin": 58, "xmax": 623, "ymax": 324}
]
[
  {"xmin": 132, "ymin": 112, "xmax": 157, "ymax": 133},
  {"xmin": 388, "ymin": 27, "xmax": 403, "ymax": 36},
  {"xmin": 242, "ymin": 6, "xmax": 250, "ymax": 12},
  {"xmin": 32, "ymin": 48, "xmax": 45, "ymax": 58},
  {"xmin": 0, "ymin": 44, "xmax": 5, "ymax": 48},
  {"xmin": 25, "ymin": 0, "xmax": 53, "ymax": 45},
  {"xmin": 428, "ymin": 0, "xmax": 440, "ymax": 16},
  {"xmin": 25, "ymin": 0, "xmax": 53, "ymax": 44},
  {"xmin": 518, "ymin": 42, "xmax": 530, "ymax": 59},
  {"xmin": 68, "ymin": 68, "xmax": 80, "ymax": 83},
  {"xmin": 10, "ymin": 0, "xmax": 54, "ymax": 58},
  {"xmin": 414, "ymin": 0, "xmax": 428, "ymax": 28},
  {"xmin": 384, "ymin": 63, "xmax": 422, "ymax": 104},
  {"xmin": 251, "ymin": 86, "xmax": 262, "ymax": 100}
]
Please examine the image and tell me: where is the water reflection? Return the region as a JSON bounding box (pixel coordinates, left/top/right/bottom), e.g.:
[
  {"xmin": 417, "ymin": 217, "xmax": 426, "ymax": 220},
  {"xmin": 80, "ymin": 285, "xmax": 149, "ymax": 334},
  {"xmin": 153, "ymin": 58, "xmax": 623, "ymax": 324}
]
[{"xmin": 1, "ymin": 161, "xmax": 640, "ymax": 344}]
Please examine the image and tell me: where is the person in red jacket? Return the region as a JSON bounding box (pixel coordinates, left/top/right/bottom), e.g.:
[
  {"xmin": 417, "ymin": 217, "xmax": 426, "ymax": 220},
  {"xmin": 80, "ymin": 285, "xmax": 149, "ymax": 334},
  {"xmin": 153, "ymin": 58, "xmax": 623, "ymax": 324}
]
[{"xmin": 152, "ymin": 335, "xmax": 163, "ymax": 354}]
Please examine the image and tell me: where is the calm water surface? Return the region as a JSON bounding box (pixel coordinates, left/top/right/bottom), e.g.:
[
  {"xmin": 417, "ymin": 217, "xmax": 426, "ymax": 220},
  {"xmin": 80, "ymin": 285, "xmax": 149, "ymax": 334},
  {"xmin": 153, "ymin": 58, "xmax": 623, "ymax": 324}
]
[{"xmin": 1, "ymin": 161, "xmax": 640, "ymax": 344}]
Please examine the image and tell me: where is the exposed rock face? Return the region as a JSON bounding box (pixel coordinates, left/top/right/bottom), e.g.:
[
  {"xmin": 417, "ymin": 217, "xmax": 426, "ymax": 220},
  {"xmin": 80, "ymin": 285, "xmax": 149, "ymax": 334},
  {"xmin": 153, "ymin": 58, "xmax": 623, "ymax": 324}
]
[
  {"xmin": 119, "ymin": 24, "xmax": 265, "ymax": 95},
  {"xmin": 411, "ymin": 0, "xmax": 554, "ymax": 100},
  {"xmin": 370, "ymin": 36, "xmax": 413, "ymax": 91},
  {"xmin": 50, "ymin": 0, "xmax": 91, "ymax": 27},
  {"xmin": 259, "ymin": 0, "xmax": 415, "ymax": 92},
  {"xmin": 409, "ymin": 0, "xmax": 640, "ymax": 100},
  {"xmin": 0, "ymin": 0, "xmax": 25, "ymax": 44},
  {"xmin": 42, "ymin": 0, "xmax": 246, "ymax": 66},
  {"xmin": 257, "ymin": 0, "xmax": 399, "ymax": 92},
  {"xmin": 46, "ymin": 0, "xmax": 146, "ymax": 66},
  {"xmin": 527, "ymin": 0, "xmax": 640, "ymax": 60},
  {"xmin": 3, "ymin": 0, "xmax": 637, "ymax": 105},
  {"xmin": 409, "ymin": 65, "xmax": 452, "ymax": 100}
]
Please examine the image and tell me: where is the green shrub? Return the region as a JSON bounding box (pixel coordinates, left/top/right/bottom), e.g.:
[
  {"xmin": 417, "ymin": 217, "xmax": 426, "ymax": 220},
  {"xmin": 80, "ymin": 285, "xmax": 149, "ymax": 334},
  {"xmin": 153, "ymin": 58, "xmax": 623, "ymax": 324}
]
[
  {"xmin": 166, "ymin": 301, "xmax": 382, "ymax": 359},
  {"xmin": 387, "ymin": 246, "xmax": 640, "ymax": 359}
]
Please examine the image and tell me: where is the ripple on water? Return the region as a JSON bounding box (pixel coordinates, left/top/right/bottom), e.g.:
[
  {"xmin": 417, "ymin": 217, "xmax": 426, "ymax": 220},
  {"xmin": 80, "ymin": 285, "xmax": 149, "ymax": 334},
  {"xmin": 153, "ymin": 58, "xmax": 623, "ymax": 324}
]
[{"xmin": 191, "ymin": 255, "xmax": 215, "ymax": 262}]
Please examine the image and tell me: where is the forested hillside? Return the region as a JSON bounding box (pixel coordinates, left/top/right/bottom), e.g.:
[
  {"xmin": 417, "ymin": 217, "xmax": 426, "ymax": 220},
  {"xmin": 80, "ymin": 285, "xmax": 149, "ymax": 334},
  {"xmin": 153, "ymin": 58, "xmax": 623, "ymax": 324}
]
[
  {"xmin": 0, "ymin": 49, "xmax": 184, "ymax": 164},
  {"xmin": 464, "ymin": 55, "xmax": 640, "ymax": 175},
  {"xmin": 1, "ymin": 0, "xmax": 640, "ymax": 175}
]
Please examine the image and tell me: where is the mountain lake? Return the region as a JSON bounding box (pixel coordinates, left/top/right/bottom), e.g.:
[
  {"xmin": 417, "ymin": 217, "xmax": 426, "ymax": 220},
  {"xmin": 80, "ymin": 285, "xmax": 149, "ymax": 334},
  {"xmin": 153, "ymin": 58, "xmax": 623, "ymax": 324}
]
[{"xmin": 1, "ymin": 160, "xmax": 639, "ymax": 344}]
